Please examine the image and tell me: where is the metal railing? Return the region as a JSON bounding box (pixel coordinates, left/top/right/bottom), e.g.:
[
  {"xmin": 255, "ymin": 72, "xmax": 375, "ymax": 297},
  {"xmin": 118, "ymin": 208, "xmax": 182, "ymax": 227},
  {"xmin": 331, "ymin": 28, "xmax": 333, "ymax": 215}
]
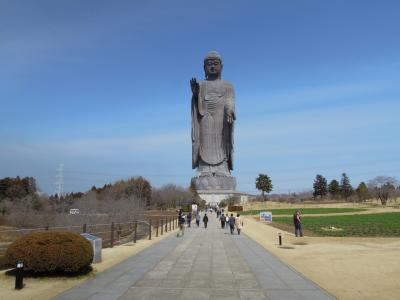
[{"xmin": 0, "ymin": 216, "xmax": 178, "ymax": 255}]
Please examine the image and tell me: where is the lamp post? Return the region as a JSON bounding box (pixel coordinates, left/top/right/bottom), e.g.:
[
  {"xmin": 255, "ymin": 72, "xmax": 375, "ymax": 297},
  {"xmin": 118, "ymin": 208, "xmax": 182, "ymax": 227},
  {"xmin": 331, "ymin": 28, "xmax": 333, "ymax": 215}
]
[{"xmin": 15, "ymin": 261, "xmax": 24, "ymax": 290}]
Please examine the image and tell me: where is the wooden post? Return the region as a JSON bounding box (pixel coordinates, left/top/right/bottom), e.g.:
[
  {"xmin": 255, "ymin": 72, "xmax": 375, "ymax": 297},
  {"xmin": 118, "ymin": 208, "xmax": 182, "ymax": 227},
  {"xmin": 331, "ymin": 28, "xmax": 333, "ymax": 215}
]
[
  {"xmin": 110, "ymin": 222, "xmax": 115, "ymax": 248},
  {"xmin": 134, "ymin": 221, "xmax": 137, "ymax": 243},
  {"xmin": 156, "ymin": 219, "xmax": 159, "ymax": 237},
  {"xmin": 172, "ymin": 217, "xmax": 175, "ymax": 230},
  {"xmin": 165, "ymin": 218, "xmax": 168, "ymax": 232},
  {"xmin": 83, "ymin": 223, "xmax": 87, "ymax": 233},
  {"xmin": 117, "ymin": 224, "xmax": 121, "ymax": 241},
  {"xmin": 161, "ymin": 219, "xmax": 164, "ymax": 235},
  {"xmin": 169, "ymin": 217, "xmax": 171, "ymax": 231},
  {"xmin": 149, "ymin": 219, "xmax": 152, "ymax": 240}
]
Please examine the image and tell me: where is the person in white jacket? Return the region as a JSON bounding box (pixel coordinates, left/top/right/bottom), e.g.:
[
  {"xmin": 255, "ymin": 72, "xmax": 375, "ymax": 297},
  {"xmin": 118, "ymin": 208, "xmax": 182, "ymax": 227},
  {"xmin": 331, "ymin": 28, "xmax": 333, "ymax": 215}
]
[{"xmin": 235, "ymin": 213, "xmax": 243, "ymax": 235}]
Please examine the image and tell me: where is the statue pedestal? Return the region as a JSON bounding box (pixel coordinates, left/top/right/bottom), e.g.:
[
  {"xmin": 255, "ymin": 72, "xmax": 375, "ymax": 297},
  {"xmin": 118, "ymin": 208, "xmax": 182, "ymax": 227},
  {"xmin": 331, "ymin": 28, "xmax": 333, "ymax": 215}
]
[
  {"xmin": 196, "ymin": 189, "xmax": 249, "ymax": 206},
  {"xmin": 191, "ymin": 175, "xmax": 248, "ymax": 205},
  {"xmin": 191, "ymin": 175, "xmax": 236, "ymax": 191}
]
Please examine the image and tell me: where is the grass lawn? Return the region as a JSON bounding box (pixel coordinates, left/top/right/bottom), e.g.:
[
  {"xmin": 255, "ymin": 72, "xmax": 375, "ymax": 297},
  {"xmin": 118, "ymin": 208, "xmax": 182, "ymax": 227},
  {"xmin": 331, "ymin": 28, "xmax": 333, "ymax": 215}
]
[
  {"xmin": 271, "ymin": 212, "xmax": 400, "ymax": 237},
  {"xmin": 241, "ymin": 207, "xmax": 366, "ymax": 216}
]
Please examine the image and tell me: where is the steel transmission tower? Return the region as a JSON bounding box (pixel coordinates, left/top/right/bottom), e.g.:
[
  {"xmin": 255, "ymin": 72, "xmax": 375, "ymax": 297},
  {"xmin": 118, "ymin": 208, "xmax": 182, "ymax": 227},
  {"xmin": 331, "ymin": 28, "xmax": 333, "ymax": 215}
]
[{"xmin": 55, "ymin": 164, "xmax": 64, "ymax": 197}]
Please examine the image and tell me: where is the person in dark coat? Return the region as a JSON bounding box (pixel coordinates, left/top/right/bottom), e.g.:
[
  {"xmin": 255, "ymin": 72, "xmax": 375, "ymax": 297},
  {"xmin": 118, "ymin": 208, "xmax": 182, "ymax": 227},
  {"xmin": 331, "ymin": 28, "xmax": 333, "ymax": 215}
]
[
  {"xmin": 293, "ymin": 210, "xmax": 303, "ymax": 237},
  {"xmin": 203, "ymin": 213, "xmax": 209, "ymax": 228},
  {"xmin": 229, "ymin": 213, "xmax": 235, "ymax": 234},
  {"xmin": 177, "ymin": 209, "xmax": 185, "ymax": 237},
  {"xmin": 187, "ymin": 212, "xmax": 192, "ymax": 227},
  {"xmin": 220, "ymin": 213, "xmax": 226, "ymax": 229}
]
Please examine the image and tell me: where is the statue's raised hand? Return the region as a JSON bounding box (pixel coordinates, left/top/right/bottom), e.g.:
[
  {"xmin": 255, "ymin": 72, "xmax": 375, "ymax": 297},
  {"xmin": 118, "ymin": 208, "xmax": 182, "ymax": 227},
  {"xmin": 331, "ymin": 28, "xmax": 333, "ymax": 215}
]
[{"xmin": 190, "ymin": 77, "xmax": 199, "ymax": 96}]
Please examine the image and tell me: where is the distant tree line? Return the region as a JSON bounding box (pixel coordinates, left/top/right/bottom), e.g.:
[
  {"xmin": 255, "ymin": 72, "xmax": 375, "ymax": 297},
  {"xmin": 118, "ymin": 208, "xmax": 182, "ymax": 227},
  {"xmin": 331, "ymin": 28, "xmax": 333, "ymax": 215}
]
[
  {"xmin": 0, "ymin": 175, "xmax": 198, "ymax": 228},
  {"xmin": 313, "ymin": 173, "xmax": 399, "ymax": 205}
]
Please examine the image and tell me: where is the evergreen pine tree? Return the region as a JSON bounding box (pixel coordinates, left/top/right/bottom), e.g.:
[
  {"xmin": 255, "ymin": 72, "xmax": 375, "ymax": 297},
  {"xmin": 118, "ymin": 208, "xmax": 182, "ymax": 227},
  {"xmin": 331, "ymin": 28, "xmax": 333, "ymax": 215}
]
[
  {"xmin": 313, "ymin": 174, "xmax": 328, "ymax": 199},
  {"xmin": 340, "ymin": 173, "xmax": 353, "ymax": 200},
  {"xmin": 328, "ymin": 179, "xmax": 340, "ymax": 199}
]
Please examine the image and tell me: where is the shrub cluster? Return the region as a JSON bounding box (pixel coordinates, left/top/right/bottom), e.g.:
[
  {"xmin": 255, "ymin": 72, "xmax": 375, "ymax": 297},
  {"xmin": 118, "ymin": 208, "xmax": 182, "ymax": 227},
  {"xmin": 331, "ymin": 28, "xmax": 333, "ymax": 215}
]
[{"xmin": 6, "ymin": 231, "xmax": 93, "ymax": 273}]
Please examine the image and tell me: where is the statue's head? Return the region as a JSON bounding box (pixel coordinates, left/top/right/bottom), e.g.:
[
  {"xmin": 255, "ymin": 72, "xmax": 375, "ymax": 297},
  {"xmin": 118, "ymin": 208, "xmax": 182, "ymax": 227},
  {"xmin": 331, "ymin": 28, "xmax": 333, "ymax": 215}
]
[{"xmin": 204, "ymin": 50, "xmax": 223, "ymax": 80}]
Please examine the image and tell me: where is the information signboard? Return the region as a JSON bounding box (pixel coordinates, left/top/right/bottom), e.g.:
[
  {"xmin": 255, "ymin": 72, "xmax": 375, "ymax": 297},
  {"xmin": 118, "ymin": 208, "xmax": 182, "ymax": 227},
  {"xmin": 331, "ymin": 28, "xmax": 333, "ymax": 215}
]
[{"xmin": 260, "ymin": 211, "xmax": 272, "ymax": 222}]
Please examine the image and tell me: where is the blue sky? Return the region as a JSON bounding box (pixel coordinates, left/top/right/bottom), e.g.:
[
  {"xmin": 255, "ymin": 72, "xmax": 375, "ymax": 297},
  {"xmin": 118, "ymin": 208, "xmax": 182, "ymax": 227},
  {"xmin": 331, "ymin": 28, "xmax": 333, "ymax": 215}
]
[{"xmin": 1, "ymin": 0, "xmax": 399, "ymax": 195}]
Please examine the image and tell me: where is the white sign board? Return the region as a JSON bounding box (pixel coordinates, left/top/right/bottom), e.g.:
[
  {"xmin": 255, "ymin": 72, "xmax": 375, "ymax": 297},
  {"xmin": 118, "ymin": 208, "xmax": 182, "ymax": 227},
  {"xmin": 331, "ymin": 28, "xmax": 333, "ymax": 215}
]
[
  {"xmin": 69, "ymin": 208, "xmax": 80, "ymax": 215},
  {"xmin": 191, "ymin": 204, "xmax": 198, "ymax": 213},
  {"xmin": 260, "ymin": 211, "xmax": 272, "ymax": 222}
]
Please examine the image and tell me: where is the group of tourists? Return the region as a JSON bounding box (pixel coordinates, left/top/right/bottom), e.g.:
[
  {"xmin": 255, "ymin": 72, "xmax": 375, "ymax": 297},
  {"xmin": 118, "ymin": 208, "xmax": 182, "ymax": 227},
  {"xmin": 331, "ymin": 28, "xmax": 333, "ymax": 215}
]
[
  {"xmin": 177, "ymin": 209, "xmax": 209, "ymax": 237},
  {"xmin": 177, "ymin": 207, "xmax": 304, "ymax": 238},
  {"xmin": 219, "ymin": 213, "xmax": 243, "ymax": 235}
]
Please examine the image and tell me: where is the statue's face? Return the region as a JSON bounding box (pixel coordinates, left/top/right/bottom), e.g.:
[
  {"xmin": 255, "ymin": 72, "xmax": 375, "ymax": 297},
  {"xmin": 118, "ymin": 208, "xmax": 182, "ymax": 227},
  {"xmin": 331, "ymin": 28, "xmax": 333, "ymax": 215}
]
[{"xmin": 204, "ymin": 59, "xmax": 222, "ymax": 77}]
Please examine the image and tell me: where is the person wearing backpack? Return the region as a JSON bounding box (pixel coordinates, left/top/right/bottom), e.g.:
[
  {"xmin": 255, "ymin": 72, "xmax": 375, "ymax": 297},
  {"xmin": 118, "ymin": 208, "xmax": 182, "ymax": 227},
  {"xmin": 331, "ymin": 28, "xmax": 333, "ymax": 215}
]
[
  {"xmin": 203, "ymin": 213, "xmax": 209, "ymax": 228},
  {"xmin": 220, "ymin": 213, "xmax": 226, "ymax": 229},
  {"xmin": 195, "ymin": 213, "xmax": 200, "ymax": 227},
  {"xmin": 229, "ymin": 213, "xmax": 236, "ymax": 234},
  {"xmin": 177, "ymin": 209, "xmax": 185, "ymax": 237}
]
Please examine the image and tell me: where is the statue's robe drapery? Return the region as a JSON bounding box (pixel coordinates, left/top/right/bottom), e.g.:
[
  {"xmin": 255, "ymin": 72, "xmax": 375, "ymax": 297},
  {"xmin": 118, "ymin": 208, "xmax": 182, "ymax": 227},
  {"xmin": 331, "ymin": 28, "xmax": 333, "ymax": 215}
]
[{"xmin": 191, "ymin": 79, "xmax": 235, "ymax": 173}]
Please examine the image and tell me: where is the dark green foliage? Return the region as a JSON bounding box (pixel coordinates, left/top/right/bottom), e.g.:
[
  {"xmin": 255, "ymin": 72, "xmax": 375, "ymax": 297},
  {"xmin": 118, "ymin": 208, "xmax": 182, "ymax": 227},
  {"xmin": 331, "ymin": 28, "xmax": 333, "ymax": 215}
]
[
  {"xmin": 272, "ymin": 213, "xmax": 400, "ymax": 237},
  {"xmin": 356, "ymin": 182, "xmax": 369, "ymax": 202},
  {"xmin": 241, "ymin": 208, "xmax": 366, "ymax": 215},
  {"xmin": 328, "ymin": 179, "xmax": 340, "ymax": 199},
  {"xmin": 340, "ymin": 173, "xmax": 353, "ymax": 200},
  {"xmin": 255, "ymin": 174, "xmax": 273, "ymax": 201},
  {"xmin": 313, "ymin": 174, "xmax": 328, "ymax": 199},
  {"xmin": 0, "ymin": 177, "xmax": 37, "ymax": 200},
  {"xmin": 6, "ymin": 231, "xmax": 93, "ymax": 273}
]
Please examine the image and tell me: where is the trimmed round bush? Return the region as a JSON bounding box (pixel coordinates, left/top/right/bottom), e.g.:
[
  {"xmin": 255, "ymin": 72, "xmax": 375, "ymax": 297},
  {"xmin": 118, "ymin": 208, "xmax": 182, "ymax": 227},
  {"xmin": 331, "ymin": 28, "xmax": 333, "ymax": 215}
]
[{"xmin": 6, "ymin": 231, "xmax": 93, "ymax": 273}]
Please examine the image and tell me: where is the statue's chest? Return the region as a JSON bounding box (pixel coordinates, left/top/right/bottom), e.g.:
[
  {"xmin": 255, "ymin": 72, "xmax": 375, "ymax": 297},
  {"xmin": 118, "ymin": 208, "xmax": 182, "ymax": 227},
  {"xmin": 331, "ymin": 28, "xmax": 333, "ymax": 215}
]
[{"xmin": 202, "ymin": 82, "xmax": 226, "ymax": 102}]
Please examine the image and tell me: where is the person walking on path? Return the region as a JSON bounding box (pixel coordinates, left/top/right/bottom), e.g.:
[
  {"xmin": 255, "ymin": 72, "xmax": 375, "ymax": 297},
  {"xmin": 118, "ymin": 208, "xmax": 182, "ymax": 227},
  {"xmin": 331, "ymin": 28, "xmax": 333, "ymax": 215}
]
[
  {"xmin": 203, "ymin": 213, "xmax": 209, "ymax": 228},
  {"xmin": 235, "ymin": 213, "xmax": 243, "ymax": 235},
  {"xmin": 220, "ymin": 213, "xmax": 226, "ymax": 229},
  {"xmin": 225, "ymin": 215, "xmax": 229, "ymax": 230},
  {"xmin": 187, "ymin": 212, "xmax": 192, "ymax": 227},
  {"xmin": 195, "ymin": 213, "xmax": 200, "ymax": 227},
  {"xmin": 229, "ymin": 213, "xmax": 236, "ymax": 234},
  {"xmin": 293, "ymin": 210, "xmax": 303, "ymax": 237},
  {"xmin": 177, "ymin": 209, "xmax": 185, "ymax": 237}
]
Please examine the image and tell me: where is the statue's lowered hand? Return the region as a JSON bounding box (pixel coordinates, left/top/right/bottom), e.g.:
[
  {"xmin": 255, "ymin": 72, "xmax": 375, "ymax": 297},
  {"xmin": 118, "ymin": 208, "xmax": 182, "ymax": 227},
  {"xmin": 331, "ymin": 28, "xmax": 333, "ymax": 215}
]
[{"xmin": 227, "ymin": 110, "xmax": 235, "ymax": 124}]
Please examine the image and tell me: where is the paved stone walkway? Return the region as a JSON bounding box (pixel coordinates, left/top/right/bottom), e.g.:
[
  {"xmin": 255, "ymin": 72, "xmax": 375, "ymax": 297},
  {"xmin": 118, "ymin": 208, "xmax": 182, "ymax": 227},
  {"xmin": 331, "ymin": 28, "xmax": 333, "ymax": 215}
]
[{"xmin": 55, "ymin": 215, "xmax": 335, "ymax": 300}]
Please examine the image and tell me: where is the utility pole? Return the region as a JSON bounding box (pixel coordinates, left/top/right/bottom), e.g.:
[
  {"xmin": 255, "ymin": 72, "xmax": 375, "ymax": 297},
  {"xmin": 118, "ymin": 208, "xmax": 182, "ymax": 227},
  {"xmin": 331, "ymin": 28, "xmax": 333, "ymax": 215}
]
[{"xmin": 55, "ymin": 164, "xmax": 64, "ymax": 197}]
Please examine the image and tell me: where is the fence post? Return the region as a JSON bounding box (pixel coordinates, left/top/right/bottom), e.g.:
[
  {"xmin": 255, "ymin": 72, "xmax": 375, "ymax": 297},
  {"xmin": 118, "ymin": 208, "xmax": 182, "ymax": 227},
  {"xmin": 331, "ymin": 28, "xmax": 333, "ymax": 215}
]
[
  {"xmin": 83, "ymin": 224, "xmax": 87, "ymax": 233},
  {"xmin": 134, "ymin": 220, "xmax": 137, "ymax": 243},
  {"xmin": 161, "ymin": 219, "xmax": 163, "ymax": 235},
  {"xmin": 156, "ymin": 219, "xmax": 159, "ymax": 237},
  {"xmin": 149, "ymin": 219, "xmax": 152, "ymax": 240},
  {"xmin": 165, "ymin": 218, "xmax": 168, "ymax": 232},
  {"xmin": 172, "ymin": 217, "xmax": 175, "ymax": 230},
  {"xmin": 169, "ymin": 217, "xmax": 171, "ymax": 231},
  {"xmin": 110, "ymin": 222, "xmax": 115, "ymax": 248},
  {"xmin": 117, "ymin": 224, "xmax": 121, "ymax": 241}
]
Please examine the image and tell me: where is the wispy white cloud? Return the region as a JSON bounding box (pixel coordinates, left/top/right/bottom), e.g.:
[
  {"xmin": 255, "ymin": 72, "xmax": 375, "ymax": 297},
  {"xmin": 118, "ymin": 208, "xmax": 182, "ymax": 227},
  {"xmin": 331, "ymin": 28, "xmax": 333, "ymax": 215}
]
[{"xmin": 0, "ymin": 131, "xmax": 189, "ymax": 158}]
